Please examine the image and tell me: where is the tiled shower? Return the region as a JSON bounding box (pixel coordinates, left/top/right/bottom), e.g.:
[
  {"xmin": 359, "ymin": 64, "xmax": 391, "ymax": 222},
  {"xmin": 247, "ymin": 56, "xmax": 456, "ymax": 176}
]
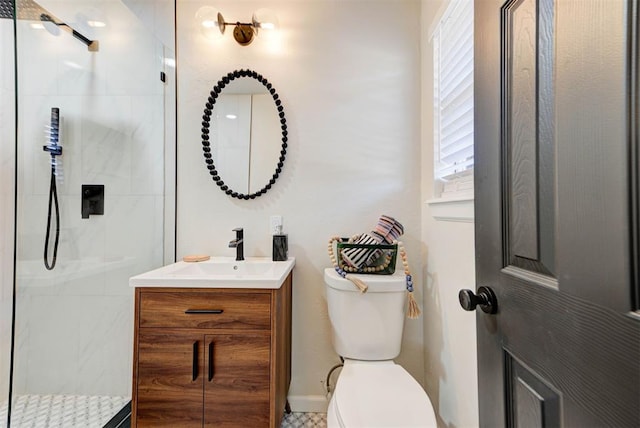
[{"xmin": 1, "ymin": 0, "xmax": 176, "ymax": 426}]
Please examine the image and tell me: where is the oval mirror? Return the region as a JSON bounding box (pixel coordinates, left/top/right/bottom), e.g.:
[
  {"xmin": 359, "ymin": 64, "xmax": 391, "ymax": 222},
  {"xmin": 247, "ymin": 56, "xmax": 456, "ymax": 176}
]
[{"xmin": 201, "ymin": 69, "xmax": 288, "ymax": 200}]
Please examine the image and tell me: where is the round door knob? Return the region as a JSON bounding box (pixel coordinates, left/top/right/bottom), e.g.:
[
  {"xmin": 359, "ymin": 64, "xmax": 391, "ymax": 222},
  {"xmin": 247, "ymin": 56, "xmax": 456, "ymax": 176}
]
[{"xmin": 458, "ymin": 286, "xmax": 498, "ymax": 314}]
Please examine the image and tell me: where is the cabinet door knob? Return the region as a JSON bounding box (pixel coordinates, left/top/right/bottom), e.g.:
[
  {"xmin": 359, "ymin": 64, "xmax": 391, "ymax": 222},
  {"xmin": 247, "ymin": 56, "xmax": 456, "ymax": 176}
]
[{"xmin": 192, "ymin": 341, "xmax": 199, "ymax": 381}]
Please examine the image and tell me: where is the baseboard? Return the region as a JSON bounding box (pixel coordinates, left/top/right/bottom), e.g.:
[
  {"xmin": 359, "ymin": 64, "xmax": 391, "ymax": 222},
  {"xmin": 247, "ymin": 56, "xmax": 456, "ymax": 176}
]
[
  {"xmin": 287, "ymin": 395, "xmax": 329, "ymax": 413},
  {"xmin": 111, "ymin": 396, "xmax": 327, "ymax": 424}
]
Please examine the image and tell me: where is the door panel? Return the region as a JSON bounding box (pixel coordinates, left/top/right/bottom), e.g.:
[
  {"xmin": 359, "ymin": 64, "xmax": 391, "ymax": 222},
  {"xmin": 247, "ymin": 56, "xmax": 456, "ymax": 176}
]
[
  {"xmin": 554, "ymin": 0, "xmax": 631, "ymax": 312},
  {"xmin": 504, "ymin": 0, "xmax": 556, "ymax": 277},
  {"xmin": 508, "ymin": 0, "xmax": 541, "ymax": 262},
  {"xmin": 505, "ymin": 353, "xmax": 561, "ymax": 428},
  {"xmin": 203, "ymin": 333, "xmax": 270, "ymax": 427},
  {"xmin": 135, "ymin": 331, "xmax": 204, "ymax": 427},
  {"xmin": 475, "ymin": 0, "xmax": 640, "ymax": 426}
]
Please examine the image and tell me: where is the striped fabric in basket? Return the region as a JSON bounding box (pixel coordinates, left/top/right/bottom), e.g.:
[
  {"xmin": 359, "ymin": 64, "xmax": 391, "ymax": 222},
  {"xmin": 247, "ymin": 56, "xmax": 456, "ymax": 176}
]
[
  {"xmin": 340, "ymin": 232, "xmax": 384, "ymax": 269},
  {"xmin": 340, "ymin": 215, "xmax": 405, "ymax": 270}
]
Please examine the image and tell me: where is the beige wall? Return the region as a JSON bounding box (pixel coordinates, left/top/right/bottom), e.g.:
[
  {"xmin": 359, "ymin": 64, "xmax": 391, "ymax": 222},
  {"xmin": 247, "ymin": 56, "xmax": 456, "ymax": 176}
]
[
  {"xmin": 177, "ymin": 0, "xmax": 423, "ymax": 411},
  {"xmin": 421, "ymin": 1, "xmax": 479, "ymax": 427}
]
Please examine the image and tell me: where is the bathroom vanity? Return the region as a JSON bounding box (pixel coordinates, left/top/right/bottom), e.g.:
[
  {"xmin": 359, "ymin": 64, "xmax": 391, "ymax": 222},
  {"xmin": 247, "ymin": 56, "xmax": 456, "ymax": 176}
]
[{"xmin": 129, "ymin": 258, "xmax": 294, "ymax": 428}]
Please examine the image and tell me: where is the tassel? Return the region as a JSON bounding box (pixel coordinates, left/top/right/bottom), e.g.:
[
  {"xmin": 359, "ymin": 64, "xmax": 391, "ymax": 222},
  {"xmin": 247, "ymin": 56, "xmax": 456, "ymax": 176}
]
[
  {"xmin": 407, "ymin": 291, "xmax": 421, "ymax": 319},
  {"xmin": 347, "ymin": 275, "xmax": 368, "ymax": 293},
  {"xmin": 397, "ymin": 241, "xmax": 420, "ymax": 319}
]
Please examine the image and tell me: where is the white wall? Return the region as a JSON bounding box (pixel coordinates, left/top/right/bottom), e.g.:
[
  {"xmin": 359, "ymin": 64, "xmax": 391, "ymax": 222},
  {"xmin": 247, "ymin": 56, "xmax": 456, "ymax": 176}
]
[
  {"xmin": 3, "ymin": 1, "xmax": 480, "ymax": 423},
  {"xmin": 12, "ymin": 1, "xmax": 167, "ymax": 397},
  {"xmin": 421, "ymin": 1, "xmax": 479, "ymax": 427},
  {"xmin": 177, "ymin": 0, "xmax": 423, "ymax": 411},
  {"xmin": 0, "ymin": 19, "xmax": 16, "ymax": 406}
]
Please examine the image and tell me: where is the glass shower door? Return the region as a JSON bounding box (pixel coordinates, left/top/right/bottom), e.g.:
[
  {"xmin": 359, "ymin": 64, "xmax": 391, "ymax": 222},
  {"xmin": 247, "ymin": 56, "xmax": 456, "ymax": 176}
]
[
  {"xmin": 9, "ymin": 0, "xmax": 174, "ymax": 426},
  {"xmin": 0, "ymin": 1, "xmax": 16, "ymax": 426}
]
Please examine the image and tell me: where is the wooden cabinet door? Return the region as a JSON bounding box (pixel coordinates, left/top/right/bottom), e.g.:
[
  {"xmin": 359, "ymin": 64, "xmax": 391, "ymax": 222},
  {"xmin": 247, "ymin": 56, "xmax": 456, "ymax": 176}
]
[
  {"xmin": 135, "ymin": 330, "xmax": 204, "ymax": 427},
  {"xmin": 203, "ymin": 333, "xmax": 271, "ymax": 427}
]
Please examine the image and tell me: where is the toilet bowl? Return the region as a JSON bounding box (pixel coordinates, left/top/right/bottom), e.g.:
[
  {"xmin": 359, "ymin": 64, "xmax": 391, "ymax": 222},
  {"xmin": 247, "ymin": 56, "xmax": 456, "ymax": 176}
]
[
  {"xmin": 327, "ymin": 360, "xmax": 436, "ymax": 428},
  {"xmin": 324, "ymin": 268, "xmax": 437, "ymax": 428}
]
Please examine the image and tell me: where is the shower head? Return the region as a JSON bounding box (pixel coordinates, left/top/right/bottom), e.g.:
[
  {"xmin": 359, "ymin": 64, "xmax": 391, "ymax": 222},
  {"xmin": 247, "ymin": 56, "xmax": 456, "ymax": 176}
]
[
  {"xmin": 0, "ymin": 0, "xmax": 98, "ymax": 51},
  {"xmin": 38, "ymin": 10, "xmax": 98, "ymax": 51},
  {"xmin": 43, "ymin": 107, "xmax": 63, "ymax": 179},
  {"xmin": 39, "ymin": 13, "xmax": 60, "ymax": 36}
]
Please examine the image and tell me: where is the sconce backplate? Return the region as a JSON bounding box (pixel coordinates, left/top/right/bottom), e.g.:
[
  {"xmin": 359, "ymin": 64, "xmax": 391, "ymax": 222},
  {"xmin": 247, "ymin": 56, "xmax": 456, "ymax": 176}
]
[{"xmin": 233, "ymin": 23, "xmax": 255, "ymax": 46}]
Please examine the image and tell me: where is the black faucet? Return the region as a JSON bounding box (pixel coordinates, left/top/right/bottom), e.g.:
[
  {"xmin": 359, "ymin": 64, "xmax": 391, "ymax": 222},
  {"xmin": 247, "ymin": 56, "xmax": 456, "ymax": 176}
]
[{"xmin": 229, "ymin": 228, "xmax": 244, "ymax": 261}]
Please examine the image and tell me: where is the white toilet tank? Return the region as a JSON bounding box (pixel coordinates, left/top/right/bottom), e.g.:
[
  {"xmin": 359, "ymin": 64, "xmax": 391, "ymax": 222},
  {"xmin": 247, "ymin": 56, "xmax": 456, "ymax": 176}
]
[{"xmin": 324, "ymin": 268, "xmax": 407, "ymax": 360}]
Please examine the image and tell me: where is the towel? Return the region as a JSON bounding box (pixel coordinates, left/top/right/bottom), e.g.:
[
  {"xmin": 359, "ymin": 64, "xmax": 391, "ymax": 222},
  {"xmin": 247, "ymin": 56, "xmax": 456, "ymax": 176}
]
[{"xmin": 340, "ymin": 215, "xmax": 404, "ymax": 270}]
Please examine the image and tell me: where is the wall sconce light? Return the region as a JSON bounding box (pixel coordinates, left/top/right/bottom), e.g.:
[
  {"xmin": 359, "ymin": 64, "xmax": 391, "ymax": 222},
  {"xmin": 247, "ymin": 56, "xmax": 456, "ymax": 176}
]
[{"xmin": 196, "ymin": 7, "xmax": 278, "ymax": 46}]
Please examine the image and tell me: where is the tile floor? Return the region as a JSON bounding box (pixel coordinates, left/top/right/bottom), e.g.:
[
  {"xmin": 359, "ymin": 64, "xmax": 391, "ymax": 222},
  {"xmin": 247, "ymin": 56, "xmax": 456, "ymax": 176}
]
[
  {"xmin": 281, "ymin": 411, "xmax": 327, "ymax": 428},
  {"xmin": 0, "ymin": 394, "xmax": 327, "ymax": 428},
  {"xmin": 0, "ymin": 395, "xmax": 129, "ymax": 427}
]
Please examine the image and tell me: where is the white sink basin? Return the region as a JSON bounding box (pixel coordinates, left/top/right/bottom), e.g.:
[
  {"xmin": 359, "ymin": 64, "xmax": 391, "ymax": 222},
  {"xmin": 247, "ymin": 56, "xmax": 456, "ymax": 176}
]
[{"xmin": 129, "ymin": 257, "xmax": 295, "ymax": 289}]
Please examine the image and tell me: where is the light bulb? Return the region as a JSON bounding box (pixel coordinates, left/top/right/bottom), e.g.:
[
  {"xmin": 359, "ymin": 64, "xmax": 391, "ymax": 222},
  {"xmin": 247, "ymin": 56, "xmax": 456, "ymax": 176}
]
[
  {"xmin": 252, "ymin": 8, "xmax": 279, "ymax": 35},
  {"xmin": 196, "ymin": 6, "xmax": 224, "ymax": 40}
]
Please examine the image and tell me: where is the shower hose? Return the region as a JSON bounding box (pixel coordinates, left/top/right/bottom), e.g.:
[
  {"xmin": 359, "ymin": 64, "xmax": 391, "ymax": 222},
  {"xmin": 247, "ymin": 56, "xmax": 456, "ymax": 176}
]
[{"xmin": 43, "ymin": 164, "xmax": 60, "ymax": 270}]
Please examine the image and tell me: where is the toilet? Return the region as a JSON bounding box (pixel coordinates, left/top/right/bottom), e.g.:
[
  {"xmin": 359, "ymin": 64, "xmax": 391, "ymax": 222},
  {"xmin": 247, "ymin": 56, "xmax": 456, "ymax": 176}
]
[{"xmin": 324, "ymin": 268, "xmax": 437, "ymax": 428}]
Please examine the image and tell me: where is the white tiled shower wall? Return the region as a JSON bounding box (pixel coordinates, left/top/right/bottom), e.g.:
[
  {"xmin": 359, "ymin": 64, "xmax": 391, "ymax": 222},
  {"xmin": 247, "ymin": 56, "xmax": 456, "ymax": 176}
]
[
  {"xmin": 0, "ymin": 18, "xmax": 16, "ymax": 405},
  {"xmin": 11, "ymin": 1, "xmax": 169, "ymax": 397}
]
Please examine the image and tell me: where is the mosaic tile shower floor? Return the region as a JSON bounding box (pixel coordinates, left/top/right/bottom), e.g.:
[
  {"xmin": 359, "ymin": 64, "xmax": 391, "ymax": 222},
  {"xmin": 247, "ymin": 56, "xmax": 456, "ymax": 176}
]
[
  {"xmin": 0, "ymin": 394, "xmax": 328, "ymax": 427},
  {"xmin": 0, "ymin": 395, "xmax": 129, "ymax": 427}
]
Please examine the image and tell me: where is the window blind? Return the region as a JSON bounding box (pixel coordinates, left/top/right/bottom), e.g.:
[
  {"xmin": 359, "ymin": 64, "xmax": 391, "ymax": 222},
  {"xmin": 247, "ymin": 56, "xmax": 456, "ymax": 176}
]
[{"xmin": 433, "ymin": 0, "xmax": 474, "ymax": 183}]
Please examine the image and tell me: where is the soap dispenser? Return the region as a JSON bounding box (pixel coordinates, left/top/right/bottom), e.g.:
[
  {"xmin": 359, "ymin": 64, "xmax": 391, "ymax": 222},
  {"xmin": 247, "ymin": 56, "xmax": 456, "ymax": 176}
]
[{"xmin": 272, "ymin": 225, "xmax": 288, "ymax": 261}]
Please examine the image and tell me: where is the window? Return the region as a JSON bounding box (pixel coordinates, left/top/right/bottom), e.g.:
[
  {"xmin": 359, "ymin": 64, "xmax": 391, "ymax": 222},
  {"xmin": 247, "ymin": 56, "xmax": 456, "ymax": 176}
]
[{"xmin": 432, "ymin": 0, "xmax": 474, "ymax": 198}]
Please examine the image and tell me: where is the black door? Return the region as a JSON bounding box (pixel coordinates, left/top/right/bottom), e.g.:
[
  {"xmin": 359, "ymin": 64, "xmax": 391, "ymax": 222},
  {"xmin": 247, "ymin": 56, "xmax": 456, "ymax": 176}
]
[{"xmin": 470, "ymin": 0, "xmax": 639, "ymax": 426}]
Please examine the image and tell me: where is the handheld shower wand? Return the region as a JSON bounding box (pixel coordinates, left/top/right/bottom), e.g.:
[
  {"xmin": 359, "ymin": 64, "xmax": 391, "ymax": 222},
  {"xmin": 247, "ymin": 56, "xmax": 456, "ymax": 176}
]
[{"xmin": 43, "ymin": 107, "xmax": 62, "ymax": 270}]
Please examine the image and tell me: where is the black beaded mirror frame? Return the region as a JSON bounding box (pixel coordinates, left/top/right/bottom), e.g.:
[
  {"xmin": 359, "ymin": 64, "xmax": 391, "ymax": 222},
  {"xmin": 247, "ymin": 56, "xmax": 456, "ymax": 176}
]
[{"xmin": 201, "ymin": 69, "xmax": 288, "ymax": 200}]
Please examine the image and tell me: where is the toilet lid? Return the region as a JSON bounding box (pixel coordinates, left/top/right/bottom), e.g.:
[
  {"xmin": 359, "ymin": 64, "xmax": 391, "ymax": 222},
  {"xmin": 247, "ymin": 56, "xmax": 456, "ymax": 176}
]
[{"xmin": 333, "ymin": 362, "xmax": 436, "ymax": 427}]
